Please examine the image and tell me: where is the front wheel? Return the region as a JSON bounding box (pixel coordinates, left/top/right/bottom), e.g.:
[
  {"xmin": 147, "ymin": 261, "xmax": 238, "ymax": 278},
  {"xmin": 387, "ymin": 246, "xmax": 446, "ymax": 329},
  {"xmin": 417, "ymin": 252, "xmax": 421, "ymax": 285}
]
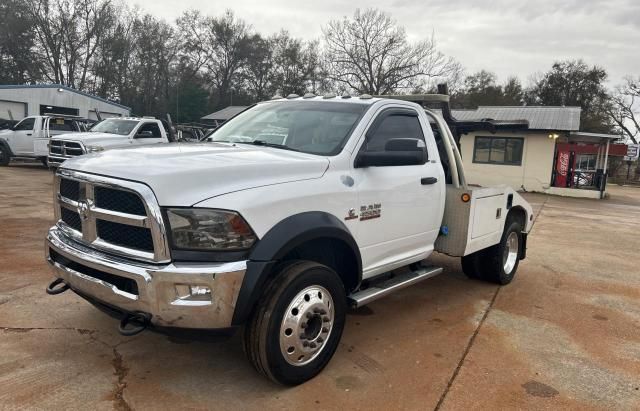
[
  {"xmin": 0, "ymin": 146, "xmax": 9, "ymax": 166},
  {"xmin": 243, "ymin": 261, "xmax": 346, "ymax": 385}
]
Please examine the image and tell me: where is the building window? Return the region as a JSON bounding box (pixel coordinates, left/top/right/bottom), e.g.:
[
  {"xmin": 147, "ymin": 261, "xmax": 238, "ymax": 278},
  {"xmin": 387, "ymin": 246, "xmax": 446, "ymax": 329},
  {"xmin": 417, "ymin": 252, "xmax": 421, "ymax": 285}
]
[
  {"xmin": 576, "ymin": 154, "xmax": 597, "ymax": 171},
  {"xmin": 39, "ymin": 104, "xmax": 79, "ymax": 116},
  {"xmin": 473, "ymin": 136, "xmax": 524, "ymax": 166}
]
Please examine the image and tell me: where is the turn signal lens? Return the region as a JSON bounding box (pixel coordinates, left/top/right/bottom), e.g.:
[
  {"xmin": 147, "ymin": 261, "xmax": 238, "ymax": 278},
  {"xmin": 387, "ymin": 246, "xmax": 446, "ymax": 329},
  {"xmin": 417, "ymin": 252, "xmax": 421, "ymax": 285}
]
[{"xmin": 461, "ymin": 193, "xmax": 471, "ymax": 203}]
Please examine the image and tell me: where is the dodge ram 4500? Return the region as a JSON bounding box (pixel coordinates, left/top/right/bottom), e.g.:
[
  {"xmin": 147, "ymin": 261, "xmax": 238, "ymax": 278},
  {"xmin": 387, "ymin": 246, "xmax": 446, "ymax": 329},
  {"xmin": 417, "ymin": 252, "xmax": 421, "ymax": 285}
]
[
  {"xmin": 45, "ymin": 94, "xmax": 533, "ymax": 385},
  {"xmin": 47, "ymin": 117, "xmax": 169, "ymax": 167},
  {"xmin": 0, "ymin": 115, "xmax": 86, "ymax": 166}
]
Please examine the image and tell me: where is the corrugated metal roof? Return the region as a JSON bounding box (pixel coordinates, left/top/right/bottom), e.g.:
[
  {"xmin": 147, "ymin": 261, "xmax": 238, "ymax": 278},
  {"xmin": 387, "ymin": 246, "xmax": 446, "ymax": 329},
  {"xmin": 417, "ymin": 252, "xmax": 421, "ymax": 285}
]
[
  {"xmin": 201, "ymin": 106, "xmax": 249, "ymax": 121},
  {"xmin": 451, "ymin": 106, "xmax": 581, "ymax": 131}
]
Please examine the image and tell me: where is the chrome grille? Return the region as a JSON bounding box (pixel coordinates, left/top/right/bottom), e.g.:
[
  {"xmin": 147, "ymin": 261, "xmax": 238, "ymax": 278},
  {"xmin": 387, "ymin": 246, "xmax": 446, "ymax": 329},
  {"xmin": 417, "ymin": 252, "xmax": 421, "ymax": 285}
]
[
  {"xmin": 95, "ymin": 186, "xmax": 146, "ymax": 216},
  {"xmin": 60, "ymin": 178, "xmax": 80, "ymax": 201},
  {"xmin": 54, "ymin": 170, "xmax": 170, "ymax": 263},
  {"xmin": 61, "ymin": 208, "xmax": 82, "ymax": 232},
  {"xmin": 96, "ymin": 219, "xmax": 154, "ymax": 252},
  {"xmin": 49, "ymin": 140, "xmax": 86, "ymax": 161}
]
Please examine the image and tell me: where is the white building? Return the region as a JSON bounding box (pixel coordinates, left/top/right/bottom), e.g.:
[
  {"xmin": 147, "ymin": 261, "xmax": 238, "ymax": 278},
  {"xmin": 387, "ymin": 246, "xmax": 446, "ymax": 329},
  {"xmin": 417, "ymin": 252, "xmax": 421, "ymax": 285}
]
[
  {"xmin": 0, "ymin": 84, "xmax": 130, "ymax": 121},
  {"xmin": 453, "ymin": 106, "xmax": 621, "ymax": 199}
]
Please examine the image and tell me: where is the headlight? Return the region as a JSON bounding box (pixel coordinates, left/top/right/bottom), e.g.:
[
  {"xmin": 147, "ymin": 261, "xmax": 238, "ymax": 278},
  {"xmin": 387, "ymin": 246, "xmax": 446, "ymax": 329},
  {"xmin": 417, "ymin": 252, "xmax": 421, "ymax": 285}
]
[
  {"xmin": 166, "ymin": 208, "xmax": 257, "ymax": 251},
  {"xmin": 85, "ymin": 145, "xmax": 104, "ymax": 152}
]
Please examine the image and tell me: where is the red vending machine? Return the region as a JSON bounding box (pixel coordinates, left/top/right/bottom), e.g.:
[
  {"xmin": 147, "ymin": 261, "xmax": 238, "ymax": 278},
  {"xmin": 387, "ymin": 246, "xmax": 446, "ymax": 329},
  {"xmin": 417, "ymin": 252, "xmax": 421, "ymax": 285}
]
[{"xmin": 553, "ymin": 148, "xmax": 575, "ymax": 187}]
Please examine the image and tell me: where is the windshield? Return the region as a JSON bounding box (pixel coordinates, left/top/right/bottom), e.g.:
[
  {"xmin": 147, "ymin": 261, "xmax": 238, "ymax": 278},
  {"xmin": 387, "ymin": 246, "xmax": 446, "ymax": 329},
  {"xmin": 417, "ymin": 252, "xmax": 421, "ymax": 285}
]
[
  {"xmin": 90, "ymin": 119, "xmax": 138, "ymax": 136},
  {"xmin": 210, "ymin": 101, "xmax": 368, "ymax": 155}
]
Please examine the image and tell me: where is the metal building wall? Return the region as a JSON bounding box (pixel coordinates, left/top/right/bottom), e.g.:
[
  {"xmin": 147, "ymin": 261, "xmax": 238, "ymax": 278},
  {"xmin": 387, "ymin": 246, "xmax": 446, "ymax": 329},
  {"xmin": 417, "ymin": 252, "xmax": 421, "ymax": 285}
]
[{"xmin": 0, "ymin": 86, "xmax": 130, "ymax": 120}]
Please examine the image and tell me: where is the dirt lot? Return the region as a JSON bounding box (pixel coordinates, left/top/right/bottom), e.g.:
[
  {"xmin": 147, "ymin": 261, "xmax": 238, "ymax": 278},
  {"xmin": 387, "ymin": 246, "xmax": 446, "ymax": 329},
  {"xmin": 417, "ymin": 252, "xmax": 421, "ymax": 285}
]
[{"xmin": 1, "ymin": 163, "xmax": 639, "ymax": 410}]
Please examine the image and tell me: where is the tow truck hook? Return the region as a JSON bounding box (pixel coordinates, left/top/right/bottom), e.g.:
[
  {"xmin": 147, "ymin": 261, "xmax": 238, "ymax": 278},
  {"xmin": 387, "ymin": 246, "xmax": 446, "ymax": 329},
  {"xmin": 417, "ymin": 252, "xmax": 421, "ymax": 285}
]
[
  {"xmin": 118, "ymin": 312, "xmax": 151, "ymax": 336},
  {"xmin": 46, "ymin": 278, "xmax": 70, "ymax": 295}
]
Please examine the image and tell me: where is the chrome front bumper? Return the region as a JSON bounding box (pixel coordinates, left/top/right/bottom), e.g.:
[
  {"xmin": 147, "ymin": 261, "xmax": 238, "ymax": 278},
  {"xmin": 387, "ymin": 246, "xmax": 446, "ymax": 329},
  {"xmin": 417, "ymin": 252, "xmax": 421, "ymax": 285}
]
[
  {"xmin": 47, "ymin": 155, "xmax": 68, "ymax": 166},
  {"xmin": 45, "ymin": 226, "xmax": 247, "ymax": 329}
]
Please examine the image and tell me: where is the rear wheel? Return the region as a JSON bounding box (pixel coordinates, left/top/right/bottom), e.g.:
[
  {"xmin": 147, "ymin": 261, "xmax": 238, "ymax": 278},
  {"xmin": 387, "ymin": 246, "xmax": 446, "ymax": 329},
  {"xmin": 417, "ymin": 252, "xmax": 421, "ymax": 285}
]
[
  {"xmin": 243, "ymin": 261, "xmax": 346, "ymax": 385},
  {"xmin": 474, "ymin": 220, "xmax": 522, "ymax": 285}
]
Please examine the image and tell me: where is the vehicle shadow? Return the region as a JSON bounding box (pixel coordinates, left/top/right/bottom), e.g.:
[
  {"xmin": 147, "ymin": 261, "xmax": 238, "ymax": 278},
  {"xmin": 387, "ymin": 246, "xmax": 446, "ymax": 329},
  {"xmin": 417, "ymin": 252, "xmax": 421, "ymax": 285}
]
[{"xmin": 77, "ymin": 252, "xmax": 499, "ymax": 407}]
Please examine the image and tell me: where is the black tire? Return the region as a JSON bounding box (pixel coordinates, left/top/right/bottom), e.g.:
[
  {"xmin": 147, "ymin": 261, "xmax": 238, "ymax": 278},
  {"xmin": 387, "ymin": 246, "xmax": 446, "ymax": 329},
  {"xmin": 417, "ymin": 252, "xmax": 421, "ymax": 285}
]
[
  {"xmin": 40, "ymin": 157, "xmax": 48, "ymax": 167},
  {"xmin": 243, "ymin": 260, "xmax": 346, "ymax": 385},
  {"xmin": 475, "ymin": 219, "xmax": 523, "ymax": 285},
  {"xmin": 0, "ymin": 145, "xmax": 9, "ymax": 166}
]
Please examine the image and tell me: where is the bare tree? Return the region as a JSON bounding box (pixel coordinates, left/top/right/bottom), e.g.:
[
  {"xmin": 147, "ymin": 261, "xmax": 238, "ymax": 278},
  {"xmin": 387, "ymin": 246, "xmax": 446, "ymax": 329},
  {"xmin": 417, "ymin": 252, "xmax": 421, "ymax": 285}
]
[
  {"xmin": 28, "ymin": 0, "xmax": 115, "ymax": 89},
  {"xmin": 323, "ymin": 8, "xmax": 458, "ymax": 95},
  {"xmin": 177, "ymin": 10, "xmax": 252, "ymax": 108},
  {"xmin": 269, "ymin": 31, "xmax": 320, "ymax": 96},
  {"xmin": 244, "ymin": 34, "xmax": 274, "ymax": 101},
  {"xmin": 607, "ymin": 76, "xmax": 639, "ymax": 144}
]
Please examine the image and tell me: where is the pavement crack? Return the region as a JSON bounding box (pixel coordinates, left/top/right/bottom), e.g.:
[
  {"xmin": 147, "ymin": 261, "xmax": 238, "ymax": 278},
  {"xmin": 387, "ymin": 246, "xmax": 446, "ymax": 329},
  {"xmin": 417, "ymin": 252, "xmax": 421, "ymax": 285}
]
[
  {"xmin": 433, "ymin": 287, "xmax": 501, "ymax": 411},
  {"xmin": 112, "ymin": 347, "xmax": 132, "ymax": 411},
  {"xmin": 1, "ymin": 326, "xmax": 96, "ymax": 334},
  {"xmin": 528, "ymin": 195, "xmax": 549, "ymax": 234}
]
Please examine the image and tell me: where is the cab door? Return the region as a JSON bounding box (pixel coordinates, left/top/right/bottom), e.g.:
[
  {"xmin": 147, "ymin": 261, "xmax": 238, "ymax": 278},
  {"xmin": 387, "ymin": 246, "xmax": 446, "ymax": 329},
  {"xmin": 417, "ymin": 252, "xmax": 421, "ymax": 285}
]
[
  {"xmin": 351, "ymin": 107, "xmax": 444, "ymax": 278},
  {"xmin": 10, "ymin": 117, "xmax": 37, "ymax": 154},
  {"xmin": 132, "ymin": 122, "xmax": 164, "ymax": 146}
]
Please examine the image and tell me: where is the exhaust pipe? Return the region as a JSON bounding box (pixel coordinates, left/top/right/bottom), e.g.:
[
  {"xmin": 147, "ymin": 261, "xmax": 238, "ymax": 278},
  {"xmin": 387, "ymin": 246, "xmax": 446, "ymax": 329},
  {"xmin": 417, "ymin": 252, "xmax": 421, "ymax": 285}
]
[
  {"xmin": 118, "ymin": 312, "xmax": 151, "ymax": 336},
  {"xmin": 46, "ymin": 278, "xmax": 70, "ymax": 295}
]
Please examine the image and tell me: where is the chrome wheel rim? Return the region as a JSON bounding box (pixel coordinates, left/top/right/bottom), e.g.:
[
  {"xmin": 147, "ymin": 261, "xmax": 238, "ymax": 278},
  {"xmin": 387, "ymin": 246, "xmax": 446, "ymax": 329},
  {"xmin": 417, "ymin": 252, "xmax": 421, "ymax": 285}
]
[
  {"xmin": 503, "ymin": 231, "xmax": 519, "ymax": 274},
  {"xmin": 279, "ymin": 285, "xmax": 334, "ymax": 366}
]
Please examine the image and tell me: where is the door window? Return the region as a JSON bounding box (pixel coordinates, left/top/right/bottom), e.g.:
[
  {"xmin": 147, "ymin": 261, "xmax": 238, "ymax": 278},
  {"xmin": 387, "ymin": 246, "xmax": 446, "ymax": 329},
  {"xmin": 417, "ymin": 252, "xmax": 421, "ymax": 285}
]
[
  {"xmin": 14, "ymin": 118, "xmax": 35, "ymax": 131},
  {"xmin": 137, "ymin": 123, "xmax": 162, "ymax": 137},
  {"xmin": 364, "ymin": 113, "xmax": 426, "ymax": 153}
]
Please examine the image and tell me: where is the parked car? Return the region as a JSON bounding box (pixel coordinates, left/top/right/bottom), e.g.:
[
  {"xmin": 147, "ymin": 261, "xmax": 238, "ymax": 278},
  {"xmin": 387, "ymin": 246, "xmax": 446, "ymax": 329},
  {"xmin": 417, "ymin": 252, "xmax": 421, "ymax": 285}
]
[
  {"xmin": 44, "ymin": 94, "xmax": 533, "ymax": 385},
  {"xmin": 0, "ymin": 115, "xmax": 85, "ymax": 166},
  {"xmin": 47, "ymin": 117, "xmax": 169, "ymax": 167}
]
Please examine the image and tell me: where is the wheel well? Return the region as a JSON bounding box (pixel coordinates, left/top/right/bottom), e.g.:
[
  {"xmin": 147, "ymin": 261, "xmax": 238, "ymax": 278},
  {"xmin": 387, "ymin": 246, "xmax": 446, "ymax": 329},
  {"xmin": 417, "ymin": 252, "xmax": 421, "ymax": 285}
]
[
  {"xmin": 507, "ymin": 206, "xmax": 527, "ymax": 229},
  {"xmin": 280, "ymin": 237, "xmax": 360, "ymax": 293},
  {"xmin": 0, "ymin": 139, "xmax": 13, "ymax": 154}
]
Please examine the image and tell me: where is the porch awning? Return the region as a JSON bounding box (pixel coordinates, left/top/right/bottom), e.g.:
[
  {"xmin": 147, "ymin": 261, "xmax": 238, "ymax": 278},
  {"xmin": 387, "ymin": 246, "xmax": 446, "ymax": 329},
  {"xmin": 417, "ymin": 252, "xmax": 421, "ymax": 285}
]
[{"xmin": 568, "ymin": 131, "xmax": 621, "ymax": 144}]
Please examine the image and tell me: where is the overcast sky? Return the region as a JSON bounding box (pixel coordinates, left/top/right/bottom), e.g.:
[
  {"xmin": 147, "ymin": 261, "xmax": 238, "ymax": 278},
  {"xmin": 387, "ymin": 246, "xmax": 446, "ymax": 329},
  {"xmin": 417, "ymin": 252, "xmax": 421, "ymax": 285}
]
[{"xmin": 133, "ymin": 0, "xmax": 639, "ymax": 86}]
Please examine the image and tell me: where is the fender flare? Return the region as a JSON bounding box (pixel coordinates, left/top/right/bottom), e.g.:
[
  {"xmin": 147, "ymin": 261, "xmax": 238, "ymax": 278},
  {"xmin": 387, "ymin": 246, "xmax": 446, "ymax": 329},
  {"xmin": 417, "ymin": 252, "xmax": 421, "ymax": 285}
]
[{"xmin": 231, "ymin": 211, "xmax": 362, "ymax": 325}]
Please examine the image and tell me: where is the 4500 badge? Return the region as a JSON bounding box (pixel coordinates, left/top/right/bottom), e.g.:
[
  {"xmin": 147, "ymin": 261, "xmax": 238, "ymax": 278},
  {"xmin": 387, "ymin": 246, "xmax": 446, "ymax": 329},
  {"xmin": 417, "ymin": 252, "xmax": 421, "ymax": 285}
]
[{"xmin": 344, "ymin": 204, "xmax": 382, "ymax": 221}]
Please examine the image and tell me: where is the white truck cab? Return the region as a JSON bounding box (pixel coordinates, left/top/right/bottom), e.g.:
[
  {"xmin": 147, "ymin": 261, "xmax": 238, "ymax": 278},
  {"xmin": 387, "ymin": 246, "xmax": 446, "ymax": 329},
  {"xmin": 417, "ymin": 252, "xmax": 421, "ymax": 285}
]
[
  {"xmin": 44, "ymin": 93, "xmax": 533, "ymax": 385},
  {"xmin": 0, "ymin": 115, "xmax": 85, "ymax": 166},
  {"xmin": 47, "ymin": 117, "xmax": 169, "ymax": 167}
]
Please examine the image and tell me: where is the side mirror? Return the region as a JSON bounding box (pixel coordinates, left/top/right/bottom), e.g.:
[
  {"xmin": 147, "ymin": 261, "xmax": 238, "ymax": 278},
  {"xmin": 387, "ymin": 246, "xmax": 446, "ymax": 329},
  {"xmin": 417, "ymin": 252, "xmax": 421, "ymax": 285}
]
[
  {"xmin": 355, "ymin": 138, "xmax": 427, "ymax": 168},
  {"xmin": 135, "ymin": 130, "xmax": 154, "ymax": 138}
]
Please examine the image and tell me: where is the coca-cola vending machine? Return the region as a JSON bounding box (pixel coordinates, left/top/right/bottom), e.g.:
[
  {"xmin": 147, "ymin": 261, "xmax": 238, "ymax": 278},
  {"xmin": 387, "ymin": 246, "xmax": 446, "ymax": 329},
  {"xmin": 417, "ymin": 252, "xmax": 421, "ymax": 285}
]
[{"xmin": 553, "ymin": 148, "xmax": 575, "ymax": 187}]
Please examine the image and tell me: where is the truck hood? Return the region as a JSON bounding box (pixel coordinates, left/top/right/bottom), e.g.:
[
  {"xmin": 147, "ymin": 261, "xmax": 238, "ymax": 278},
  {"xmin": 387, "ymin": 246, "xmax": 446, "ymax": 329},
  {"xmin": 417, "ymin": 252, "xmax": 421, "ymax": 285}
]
[
  {"xmin": 61, "ymin": 143, "xmax": 330, "ymax": 206},
  {"xmin": 53, "ymin": 132, "xmax": 129, "ymax": 146}
]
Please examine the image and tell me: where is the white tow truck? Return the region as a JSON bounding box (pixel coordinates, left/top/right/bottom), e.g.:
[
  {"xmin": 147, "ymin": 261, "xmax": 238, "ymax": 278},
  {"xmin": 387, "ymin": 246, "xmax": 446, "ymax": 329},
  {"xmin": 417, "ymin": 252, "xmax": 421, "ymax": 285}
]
[
  {"xmin": 0, "ymin": 115, "xmax": 87, "ymax": 166},
  {"xmin": 44, "ymin": 92, "xmax": 533, "ymax": 385},
  {"xmin": 47, "ymin": 117, "xmax": 170, "ymax": 167}
]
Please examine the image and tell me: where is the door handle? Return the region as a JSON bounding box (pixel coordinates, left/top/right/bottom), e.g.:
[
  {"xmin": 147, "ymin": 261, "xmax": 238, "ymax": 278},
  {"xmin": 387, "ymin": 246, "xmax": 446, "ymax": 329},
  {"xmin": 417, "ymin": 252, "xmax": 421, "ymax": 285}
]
[
  {"xmin": 421, "ymin": 177, "xmax": 438, "ymax": 185},
  {"xmin": 26, "ymin": 133, "xmax": 32, "ymax": 136}
]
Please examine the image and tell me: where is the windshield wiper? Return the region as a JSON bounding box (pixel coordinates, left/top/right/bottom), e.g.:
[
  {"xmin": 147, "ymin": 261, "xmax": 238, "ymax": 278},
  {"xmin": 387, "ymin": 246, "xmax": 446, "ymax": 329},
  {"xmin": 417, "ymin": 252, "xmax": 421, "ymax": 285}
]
[{"xmin": 237, "ymin": 140, "xmax": 299, "ymax": 152}]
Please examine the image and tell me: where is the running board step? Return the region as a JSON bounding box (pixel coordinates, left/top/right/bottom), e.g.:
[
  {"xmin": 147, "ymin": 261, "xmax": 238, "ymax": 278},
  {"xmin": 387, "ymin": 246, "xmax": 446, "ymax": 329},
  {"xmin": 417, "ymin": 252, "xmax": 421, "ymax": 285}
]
[{"xmin": 348, "ymin": 266, "xmax": 443, "ymax": 308}]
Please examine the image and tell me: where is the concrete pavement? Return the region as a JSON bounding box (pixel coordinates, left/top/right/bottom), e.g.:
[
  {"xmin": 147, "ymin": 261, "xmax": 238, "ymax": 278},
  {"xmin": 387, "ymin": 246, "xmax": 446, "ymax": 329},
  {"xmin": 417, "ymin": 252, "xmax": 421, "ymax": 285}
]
[{"xmin": 1, "ymin": 164, "xmax": 639, "ymax": 410}]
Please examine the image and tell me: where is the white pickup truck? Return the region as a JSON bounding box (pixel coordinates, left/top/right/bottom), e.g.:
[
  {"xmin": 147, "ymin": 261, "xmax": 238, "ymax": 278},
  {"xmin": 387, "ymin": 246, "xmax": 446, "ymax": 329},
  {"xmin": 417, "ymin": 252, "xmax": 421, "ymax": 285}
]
[
  {"xmin": 44, "ymin": 94, "xmax": 533, "ymax": 385},
  {"xmin": 0, "ymin": 115, "xmax": 86, "ymax": 166},
  {"xmin": 47, "ymin": 117, "xmax": 169, "ymax": 167}
]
